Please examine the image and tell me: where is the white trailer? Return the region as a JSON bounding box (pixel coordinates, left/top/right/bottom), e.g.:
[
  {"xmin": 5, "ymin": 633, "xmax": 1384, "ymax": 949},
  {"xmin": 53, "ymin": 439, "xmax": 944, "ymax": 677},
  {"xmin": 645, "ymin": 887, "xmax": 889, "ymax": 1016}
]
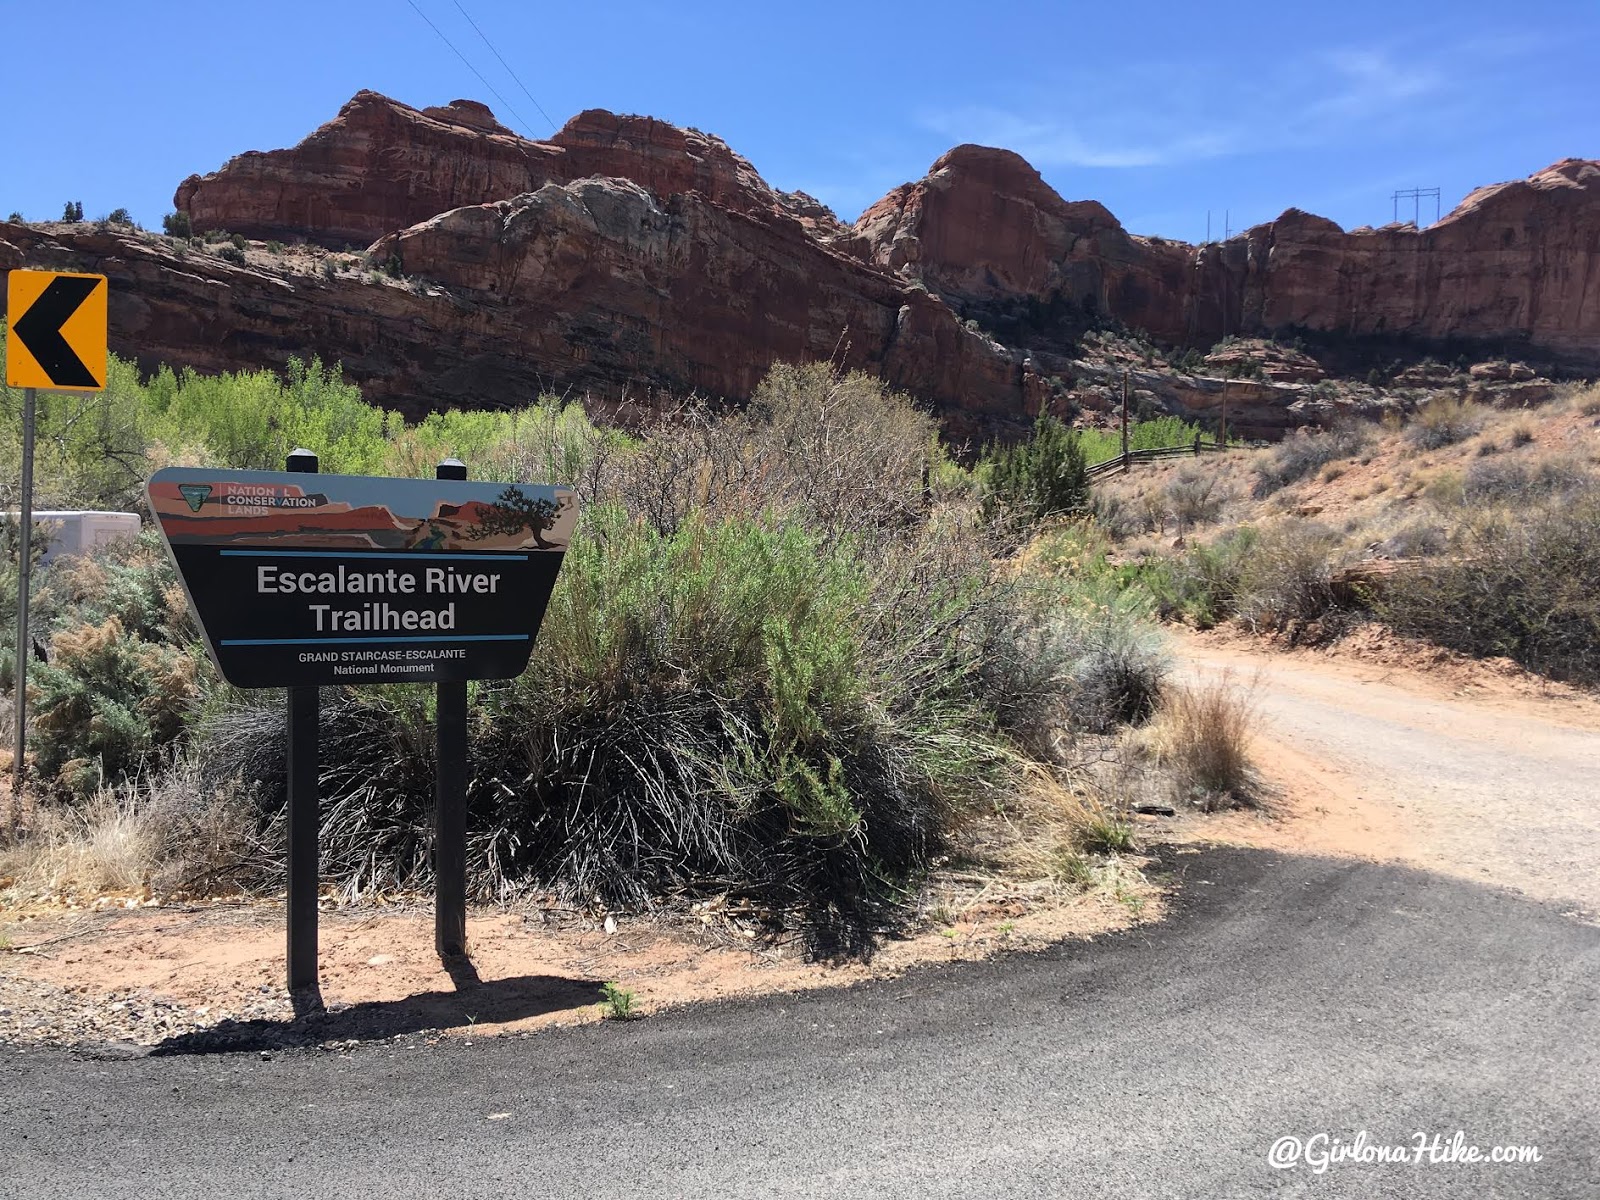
[{"xmin": 3, "ymin": 510, "xmax": 142, "ymax": 565}]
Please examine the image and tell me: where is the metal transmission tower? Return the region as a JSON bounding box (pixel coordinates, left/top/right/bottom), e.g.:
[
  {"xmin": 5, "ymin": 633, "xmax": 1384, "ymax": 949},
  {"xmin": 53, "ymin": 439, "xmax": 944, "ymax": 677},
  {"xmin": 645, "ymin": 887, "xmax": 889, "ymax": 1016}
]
[{"xmin": 1391, "ymin": 187, "xmax": 1442, "ymax": 228}]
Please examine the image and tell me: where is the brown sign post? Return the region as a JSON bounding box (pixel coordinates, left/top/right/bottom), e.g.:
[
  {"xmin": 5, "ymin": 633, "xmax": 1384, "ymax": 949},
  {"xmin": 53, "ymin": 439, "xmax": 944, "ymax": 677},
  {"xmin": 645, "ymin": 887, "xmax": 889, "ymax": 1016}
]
[{"xmin": 147, "ymin": 462, "xmax": 577, "ymax": 1007}]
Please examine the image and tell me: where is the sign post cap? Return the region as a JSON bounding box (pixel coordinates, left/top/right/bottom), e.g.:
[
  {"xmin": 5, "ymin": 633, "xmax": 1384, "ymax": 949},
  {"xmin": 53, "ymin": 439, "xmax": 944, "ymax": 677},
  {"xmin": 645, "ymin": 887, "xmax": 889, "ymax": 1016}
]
[
  {"xmin": 286, "ymin": 448, "xmax": 319, "ymax": 473},
  {"xmin": 436, "ymin": 458, "xmax": 468, "ymax": 481}
]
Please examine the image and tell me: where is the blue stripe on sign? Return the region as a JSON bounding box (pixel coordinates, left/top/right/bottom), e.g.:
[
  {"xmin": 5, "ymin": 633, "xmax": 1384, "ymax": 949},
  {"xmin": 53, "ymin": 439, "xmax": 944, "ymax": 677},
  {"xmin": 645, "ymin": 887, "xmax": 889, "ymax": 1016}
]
[
  {"xmin": 219, "ymin": 634, "xmax": 531, "ymax": 646},
  {"xmin": 218, "ymin": 549, "xmax": 530, "ymax": 561}
]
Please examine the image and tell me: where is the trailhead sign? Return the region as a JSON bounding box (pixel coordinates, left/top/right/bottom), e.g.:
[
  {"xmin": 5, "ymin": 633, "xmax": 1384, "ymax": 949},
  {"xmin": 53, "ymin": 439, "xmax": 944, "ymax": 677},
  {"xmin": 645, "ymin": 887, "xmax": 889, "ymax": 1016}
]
[{"xmin": 148, "ymin": 468, "xmax": 577, "ymax": 687}]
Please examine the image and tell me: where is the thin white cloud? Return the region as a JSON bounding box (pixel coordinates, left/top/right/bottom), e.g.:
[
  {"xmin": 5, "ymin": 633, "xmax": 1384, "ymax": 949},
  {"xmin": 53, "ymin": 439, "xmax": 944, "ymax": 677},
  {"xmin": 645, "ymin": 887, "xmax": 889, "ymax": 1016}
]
[{"xmin": 918, "ymin": 35, "xmax": 1539, "ymax": 171}]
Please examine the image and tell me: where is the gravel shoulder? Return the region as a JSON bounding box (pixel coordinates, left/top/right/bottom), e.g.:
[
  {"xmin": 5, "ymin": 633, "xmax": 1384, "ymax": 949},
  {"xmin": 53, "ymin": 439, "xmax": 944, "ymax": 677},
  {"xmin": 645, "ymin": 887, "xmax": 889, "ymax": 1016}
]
[{"xmin": 1170, "ymin": 627, "xmax": 1600, "ymax": 919}]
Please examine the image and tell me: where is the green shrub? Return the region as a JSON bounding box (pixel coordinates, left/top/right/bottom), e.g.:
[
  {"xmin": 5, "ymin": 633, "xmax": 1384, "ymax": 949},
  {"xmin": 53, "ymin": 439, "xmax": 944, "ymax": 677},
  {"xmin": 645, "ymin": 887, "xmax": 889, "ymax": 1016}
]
[
  {"xmin": 61, "ymin": 200, "xmax": 83, "ymax": 223},
  {"xmin": 217, "ymin": 245, "xmax": 247, "ymax": 266},
  {"xmin": 0, "ymin": 352, "xmax": 152, "ymax": 511},
  {"xmin": 1142, "ymin": 527, "xmax": 1259, "ymax": 627},
  {"xmin": 197, "ymin": 504, "xmax": 1065, "ymax": 954},
  {"xmin": 980, "ymin": 415, "xmax": 1089, "ymax": 529},
  {"xmin": 107, "ymin": 208, "xmax": 135, "ymax": 227},
  {"xmin": 162, "ymin": 211, "xmax": 192, "ymax": 238},
  {"xmin": 27, "ymin": 534, "xmax": 208, "ymax": 793}
]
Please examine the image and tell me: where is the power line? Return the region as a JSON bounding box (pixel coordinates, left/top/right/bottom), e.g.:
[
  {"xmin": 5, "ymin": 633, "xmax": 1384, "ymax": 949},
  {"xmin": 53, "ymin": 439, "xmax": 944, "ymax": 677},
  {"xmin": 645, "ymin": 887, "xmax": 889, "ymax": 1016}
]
[
  {"xmin": 401, "ymin": 0, "xmax": 535, "ymax": 136},
  {"xmin": 451, "ymin": 0, "xmax": 559, "ymax": 132}
]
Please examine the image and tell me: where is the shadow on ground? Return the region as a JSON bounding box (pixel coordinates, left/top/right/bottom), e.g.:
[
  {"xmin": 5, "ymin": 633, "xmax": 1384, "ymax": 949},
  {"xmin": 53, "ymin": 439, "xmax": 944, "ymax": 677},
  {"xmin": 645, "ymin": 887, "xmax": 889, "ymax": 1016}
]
[{"xmin": 148, "ymin": 966, "xmax": 602, "ymax": 1055}]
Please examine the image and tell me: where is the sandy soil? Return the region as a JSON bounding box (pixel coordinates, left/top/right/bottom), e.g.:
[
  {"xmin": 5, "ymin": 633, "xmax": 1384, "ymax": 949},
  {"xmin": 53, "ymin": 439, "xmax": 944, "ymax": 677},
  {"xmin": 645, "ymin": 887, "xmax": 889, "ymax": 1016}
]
[
  {"xmin": 0, "ymin": 843, "xmax": 1160, "ymax": 1049},
  {"xmin": 1169, "ymin": 626, "xmax": 1600, "ymax": 920}
]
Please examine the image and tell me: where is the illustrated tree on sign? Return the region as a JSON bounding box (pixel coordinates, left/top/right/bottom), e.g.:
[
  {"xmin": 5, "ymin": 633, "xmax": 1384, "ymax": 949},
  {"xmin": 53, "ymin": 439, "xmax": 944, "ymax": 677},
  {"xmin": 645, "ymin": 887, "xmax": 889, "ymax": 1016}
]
[{"xmin": 467, "ymin": 486, "xmax": 562, "ymax": 548}]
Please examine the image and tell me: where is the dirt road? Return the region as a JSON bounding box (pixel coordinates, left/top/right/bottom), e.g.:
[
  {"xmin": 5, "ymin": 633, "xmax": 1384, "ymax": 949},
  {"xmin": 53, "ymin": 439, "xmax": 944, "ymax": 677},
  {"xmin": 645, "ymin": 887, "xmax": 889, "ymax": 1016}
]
[{"xmin": 1173, "ymin": 631, "xmax": 1600, "ymax": 919}]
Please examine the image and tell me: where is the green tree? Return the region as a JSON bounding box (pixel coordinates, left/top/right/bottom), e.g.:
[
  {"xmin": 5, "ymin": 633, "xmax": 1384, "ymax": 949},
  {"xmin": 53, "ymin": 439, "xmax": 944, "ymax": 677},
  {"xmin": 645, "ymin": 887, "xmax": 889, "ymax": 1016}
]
[
  {"xmin": 162, "ymin": 210, "xmax": 192, "ymax": 238},
  {"xmin": 980, "ymin": 414, "xmax": 1090, "ymax": 528}
]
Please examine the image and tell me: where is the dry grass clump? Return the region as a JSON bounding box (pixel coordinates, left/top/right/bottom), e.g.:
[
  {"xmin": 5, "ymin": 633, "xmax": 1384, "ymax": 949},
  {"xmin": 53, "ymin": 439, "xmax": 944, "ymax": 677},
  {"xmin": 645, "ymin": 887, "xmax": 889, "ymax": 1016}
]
[
  {"xmin": 0, "ymin": 760, "xmax": 269, "ymax": 899},
  {"xmin": 1146, "ymin": 675, "xmax": 1255, "ymax": 810},
  {"xmin": 1566, "ymin": 383, "xmax": 1600, "ymax": 417},
  {"xmin": 1404, "ymin": 395, "xmax": 1485, "ymax": 451}
]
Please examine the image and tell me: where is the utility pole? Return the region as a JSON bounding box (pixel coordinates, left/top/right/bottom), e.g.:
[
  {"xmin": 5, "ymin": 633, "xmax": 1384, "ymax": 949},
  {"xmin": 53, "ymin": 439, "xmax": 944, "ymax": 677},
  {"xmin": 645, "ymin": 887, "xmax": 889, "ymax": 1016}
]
[
  {"xmin": 11, "ymin": 388, "xmax": 36, "ymax": 800},
  {"xmin": 1391, "ymin": 188, "xmax": 1441, "ymax": 228}
]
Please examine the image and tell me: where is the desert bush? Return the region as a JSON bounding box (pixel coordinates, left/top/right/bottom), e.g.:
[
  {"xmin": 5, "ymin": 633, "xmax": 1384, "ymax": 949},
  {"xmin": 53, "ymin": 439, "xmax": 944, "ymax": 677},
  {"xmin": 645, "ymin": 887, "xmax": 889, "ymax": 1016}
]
[
  {"xmin": 615, "ymin": 365, "xmax": 934, "ymax": 536},
  {"xmin": 1374, "ymin": 517, "xmax": 1448, "ymax": 558},
  {"xmin": 1570, "ymin": 385, "xmax": 1600, "ymax": 417},
  {"xmin": 980, "ymin": 415, "xmax": 1089, "ymax": 530},
  {"xmin": 1405, "ymin": 395, "xmax": 1485, "ymax": 450},
  {"xmin": 1462, "ymin": 455, "xmax": 1593, "ymax": 505},
  {"xmin": 1377, "ymin": 490, "xmax": 1600, "ymax": 684},
  {"xmin": 26, "ymin": 534, "xmax": 208, "ymax": 793},
  {"xmin": 198, "ymin": 505, "xmax": 1047, "ymax": 953},
  {"xmin": 1233, "ymin": 519, "xmax": 1349, "ymax": 631},
  {"xmin": 1142, "ymin": 526, "xmax": 1260, "ymax": 627},
  {"xmin": 162, "ymin": 211, "xmax": 192, "ymax": 238},
  {"xmin": 1164, "ymin": 466, "xmax": 1229, "ymax": 532},
  {"xmin": 1149, "ymin": 676, "xmax": 1254, "ymax": 809},
  {"xmin": 1252, "ymin": 424, "xmax": 1371, "ymax": 497}
]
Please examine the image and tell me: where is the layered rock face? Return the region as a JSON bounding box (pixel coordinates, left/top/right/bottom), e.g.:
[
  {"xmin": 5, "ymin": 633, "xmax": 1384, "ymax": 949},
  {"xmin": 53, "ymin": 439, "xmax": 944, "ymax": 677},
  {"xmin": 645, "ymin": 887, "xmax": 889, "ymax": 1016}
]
[
  {"xmin": 852, "ymin": 145, "xmax": 1196, "ymax": 346},
  {"xmin": 176, "ymin": 93, "xmax": 566, "ymax": 249},
  {"xmin": 857, "ymin": 149, "xmax": 1600, "ymax": 369},
  {"xmin": 177, "ymin": 95, "xmax": 832, "ymax": 249},
  {"xmin": 1228, "ymin": 161, "xmax": 1600, "ymax": 363},
  {"xmin": 7, "ymin": 90, "xmax": 1591, "ymax": 443}
]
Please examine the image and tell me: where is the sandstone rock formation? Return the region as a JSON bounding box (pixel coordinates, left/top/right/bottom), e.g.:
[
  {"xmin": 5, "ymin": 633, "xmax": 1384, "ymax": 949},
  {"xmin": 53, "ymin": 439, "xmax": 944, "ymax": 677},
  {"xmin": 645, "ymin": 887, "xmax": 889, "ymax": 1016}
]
[
  {"xmin": 4, "ymin": 90, "xmax": 1592, "ymax": 443},
  {"xmin": 854, "ymin": 149, "xmax": 1600, "ymax": 371}
]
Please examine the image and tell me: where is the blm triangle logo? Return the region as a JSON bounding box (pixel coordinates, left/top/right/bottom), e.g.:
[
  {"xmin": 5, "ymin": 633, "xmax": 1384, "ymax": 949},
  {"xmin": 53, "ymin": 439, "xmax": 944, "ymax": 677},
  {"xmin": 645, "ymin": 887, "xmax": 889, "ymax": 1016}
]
[{"xmin": 178, "ymin": 484, "xmax": 212, "ymax": 513}]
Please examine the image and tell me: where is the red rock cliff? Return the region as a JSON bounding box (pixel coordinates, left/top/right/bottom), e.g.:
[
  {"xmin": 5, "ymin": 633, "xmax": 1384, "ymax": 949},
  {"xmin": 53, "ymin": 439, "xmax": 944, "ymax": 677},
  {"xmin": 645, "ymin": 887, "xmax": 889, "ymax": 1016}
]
[{"xmin": 857, "ymin": 149, "xmax": 1600, "ymax": 368}]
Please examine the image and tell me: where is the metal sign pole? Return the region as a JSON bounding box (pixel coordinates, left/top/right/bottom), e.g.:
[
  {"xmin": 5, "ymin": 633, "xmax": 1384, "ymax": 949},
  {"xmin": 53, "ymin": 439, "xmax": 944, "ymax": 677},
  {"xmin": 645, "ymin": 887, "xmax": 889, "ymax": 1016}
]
[
  {"xmin": 434, "ymin": 457, "xmax": 469, "ymax": 961},
  {"xmin": 11, "ymin": 388, "xmax": 36, "ymax": 798},
  {"xmin": 284, "ymin": 447, "xmax": 322, "ymax": 1010}
]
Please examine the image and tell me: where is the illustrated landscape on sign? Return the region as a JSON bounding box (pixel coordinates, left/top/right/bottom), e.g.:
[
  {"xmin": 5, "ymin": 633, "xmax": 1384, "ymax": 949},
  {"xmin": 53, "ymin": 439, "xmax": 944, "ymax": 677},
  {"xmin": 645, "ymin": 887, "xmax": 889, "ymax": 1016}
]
[{"xmin": 147, "ymin": 476, "xmax": 575, "ymax": 552}]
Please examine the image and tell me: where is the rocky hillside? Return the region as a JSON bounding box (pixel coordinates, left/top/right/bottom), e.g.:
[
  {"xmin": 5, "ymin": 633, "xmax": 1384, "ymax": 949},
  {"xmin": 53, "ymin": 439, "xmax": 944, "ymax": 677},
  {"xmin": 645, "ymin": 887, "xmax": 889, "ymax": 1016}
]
[{"xmin": 3, "ymin": 91, "xmax": 1596, "ymax": 437}]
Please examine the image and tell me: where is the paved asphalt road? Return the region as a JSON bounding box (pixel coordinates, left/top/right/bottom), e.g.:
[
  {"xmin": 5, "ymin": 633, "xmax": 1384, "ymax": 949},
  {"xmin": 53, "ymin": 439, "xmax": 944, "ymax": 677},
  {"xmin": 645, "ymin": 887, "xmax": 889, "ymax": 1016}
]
[{"xmin": 2, "ymin": 846, "xmax": 1595, "ymax": 1199}]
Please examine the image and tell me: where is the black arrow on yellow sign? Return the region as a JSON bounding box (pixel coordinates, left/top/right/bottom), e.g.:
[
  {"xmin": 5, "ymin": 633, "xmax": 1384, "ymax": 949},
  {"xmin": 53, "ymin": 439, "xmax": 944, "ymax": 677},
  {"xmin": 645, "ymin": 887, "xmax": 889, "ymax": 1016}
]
[{"xmin": 12, "ymin": 274, "xmax": 103, "ymax": 388}]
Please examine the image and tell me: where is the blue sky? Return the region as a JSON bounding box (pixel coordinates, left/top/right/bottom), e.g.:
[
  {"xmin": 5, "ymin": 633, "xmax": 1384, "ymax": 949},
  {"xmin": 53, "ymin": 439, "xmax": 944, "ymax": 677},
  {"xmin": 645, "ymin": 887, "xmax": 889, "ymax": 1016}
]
[{"xmin": 5, "ymin": 1, "xmax": 1594, "ymax": 243}]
